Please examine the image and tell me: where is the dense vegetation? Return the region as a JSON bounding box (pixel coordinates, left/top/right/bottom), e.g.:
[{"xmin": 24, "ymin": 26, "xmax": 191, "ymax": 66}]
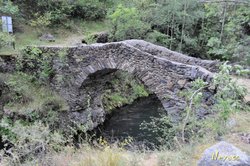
[
  {"xmin": 1, "ymin": 0, "xmax": 250, "ymax": 64},
  {"xmin": 0, "ymin": 0, "xmax": 250, "ymax": 165}
]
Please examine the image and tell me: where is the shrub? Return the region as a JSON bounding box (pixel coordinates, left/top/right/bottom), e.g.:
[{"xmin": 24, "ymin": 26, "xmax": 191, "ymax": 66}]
[
  {"xmin": 0, "ymin": 0, "xmax": 19, "ymax": 16},
  {"xmin": 0, "ymin": 119, "xmax": 66, "ymax": 165},
  {"xmin": 71, "ymin": 0, "xmax": 107, "ymax": 20},
  {"xmin": 5, "ymin": 71, "xmax": 68, "ymax": 120},
  {"xmin": 15, "ymin": 0, "xmax": 71, "ymax": 26},
  {"xmin": 232, "ymin": 37, "xmax": 250, "ymax": 66},
  {"xmin": 140, "ymin": 116, "xmax": 177, "ymax": 149},
  {"xmin": 132, "ymin": 83, "xmax": 149, "ymax": 98},
  {"xmin": 0, "ymin": 32, "xmax": 15, "ymax": 49},
  {"xmin": 212, "ymin": 63, "xmax": 249, "ymax": 120},
  {"xmin": 109, "ymin": 4, "xmax": 150, "ymax": 41},
  {"xmin": 17, "ymin": 47, "xmax": 54, "ymax": 82},
  {"xmin": 146, "ymin": 30, "xmax": 170, "ymax": 47},
  {"xmin": 29, "ymin": 12, "xmax": 52, "ymax": 34},
  {"xmin": 141, "ymin": 63, "xmax": 249, "ymax": 149}
]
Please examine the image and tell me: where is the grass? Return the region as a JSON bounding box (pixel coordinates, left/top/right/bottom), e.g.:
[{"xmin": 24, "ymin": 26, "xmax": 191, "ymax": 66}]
[
  {"xmin": 2, "ymin": 72, "xmax": 68, "ymax": 114},
  {"xmin": 232, "ymin": 76, "xmax": 250, "ymax": 102},
  {"xmin": 0, "ymin": 20, "xmax": 110, "ymax": 55},
  {"xmin": 14, "ymin": 140, "xmax": 217, "ymax": 166},
  {"xmin": 75, "ymin": 20, "xmax": 110, "ymax": 34},
  {"xmin": 15, "ymin": 109, "xmax": 249, "ymax": 166},
  {"xmin": 223, "ymin": 111, "xmax": 250, "ymax": 154}
]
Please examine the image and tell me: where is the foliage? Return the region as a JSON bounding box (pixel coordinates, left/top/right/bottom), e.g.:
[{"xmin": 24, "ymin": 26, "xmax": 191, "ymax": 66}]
[
  {"xmin": 0, "ymin": 72, "xmax": 70, "ymax": 164},
  {"xmin": 200, "ymin": 2, "xmax": 250, "ymax": 61},
  {"xmin": 0, "ymin": 32, "xmax": 15, "ymax": 49},
  {"xmin": 140, "ymin": 116, "xmax": 177, "ymax": 149},
  {"xmin": 109, "ymin": 4, "xmax": 150, "ymax": 41},
  {"xmin": 4, "ymin": 72, "xmax": 68, "ymax": 129},
  {"xmin": 29, "ymin": 12, "xmax": 52, "ymax": 34},
  {"xmin": 145, "ymin": 0, "xmax": 203, "ymax": 53},
  {"xmin": 17, "ymin": 47, "xmax": 54, "ymax": 82},
  {"xmin": 104, "ymin": 93, "xmax": 128, "ymax": 110},
  {"xmin": 146, "ymin": 30, "xmax": 170, "ymax": 47},
  {"xmin": 0, "ymin": 119, "xmax": 66, "ymax": 165},
  {"xmin": 0, "ymin": 0, "xmax": 19, "ymax": 16},
  {"xmin": 14, "ymin": 0, "xmax": 106, "ymax": 26},
  {"xmin": 212, "ymin": 63, "xmax": 249, "ymax": 120},
  {"xmin": 71, "ymin": 0, "xmax": 107, "ymax": 20},
  {"xmin": 3, "ymin": 0, "xmax": 248, "ymax": 65},
  {"xmin": 232, "ymin": 36, "xmax": 250, "ymax": 66},
  {"xmin": 132, "ymin": 83, "xmax": 149, "ymax": 98},
  {"xmin": 143, "ymin": 0, "xmax": 250, "ymax": 61},
  {"xmin": 13, "ymin": 0, "xmax": 72, "ymax": 26},
  {"xmin": 141, "ymin": 63, "xmax": 249, "ymax": 149},
  {"xmin": 102, "ymin": 71, "xmax": 149, "ymax": 112}
]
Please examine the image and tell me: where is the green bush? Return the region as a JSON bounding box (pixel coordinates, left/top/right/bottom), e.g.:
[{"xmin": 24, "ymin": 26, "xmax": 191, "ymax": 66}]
[
  {"xmin": 71, "ymin": 0, "xmax": 107, "ymax": 20},
  {"xmin": 109, "ymin": 4, "xmax": 150, "ymax": 41},
  {"xmin": 212, "ymin": 63, "xmax": 249, "ymax": 120},
  {"xmin": 0, "ymin": 119, "xmax": 66, "ymax": 165},
  {"xmin": 29, "ymin": 12, "xmax": 52, "ymax": 34},
  {"xmin": 140, "ymin": 116, "xmax": 177, "ymax": 149},
  {"xmin": 17, "ymin": 47, "xmax": 54, "ymax": 82},
  {"xmin": 232, "ymin": 37, "xmax": 250, "ymax": 66},
  {"xmin": 0, "ymin": 32, "xmax": 15, "ymax": 49},
  {"xmin": 141, "ymin": 63, "xmax": 249, "ymax": 149},
  {"xmin": 102, "ymin": 71, "xmax": 150, "ymax": 112},
  {"xmin": 146, "ymin": 30, "xmax": 170, "ymax": 47},
  {"xmin": 0, "ymin": 0, "xmax": 19, "ymax": 16},
  {"xmin": 15, "ymin": 0, "xmax": 72, "ymax": 26},
  {"xmin": 132, "ymin": 83, "xmax": 149, "ymax": 98}
]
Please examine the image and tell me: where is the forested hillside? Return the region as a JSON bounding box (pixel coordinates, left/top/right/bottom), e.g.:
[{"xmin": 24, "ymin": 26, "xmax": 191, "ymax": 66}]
[{"xmin": 1, "ymin": 0, "xmax": 250, "ymax": 64}]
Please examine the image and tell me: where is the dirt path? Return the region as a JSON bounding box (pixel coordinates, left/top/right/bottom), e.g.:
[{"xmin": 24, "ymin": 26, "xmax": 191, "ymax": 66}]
[{"xmin": 143, "ymin": 154, "xmax": 158, "ymax": 166}]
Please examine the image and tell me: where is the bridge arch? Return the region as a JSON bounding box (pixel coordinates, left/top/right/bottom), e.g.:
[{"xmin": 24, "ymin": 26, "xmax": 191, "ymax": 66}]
[{"xmin": 37, "ymin": 40, "xmax": 216, "ymax": 128}]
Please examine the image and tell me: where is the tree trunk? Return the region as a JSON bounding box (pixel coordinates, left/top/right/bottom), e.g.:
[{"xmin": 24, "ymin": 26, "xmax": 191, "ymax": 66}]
[
  {"xmin": 220, "ymin": 2, "xmax": 228, "ymax": 44},
  {"xmin": 170, "ymin": 13, "xmax": 175, "ymax": 50},
  {"xmin": 180, "ymin": 0, "xmax": 188, "ymax": 52}
]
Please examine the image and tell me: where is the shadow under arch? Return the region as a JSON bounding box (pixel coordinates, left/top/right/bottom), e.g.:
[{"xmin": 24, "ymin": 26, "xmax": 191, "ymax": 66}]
[
  {"xmin": 73, "ymin": 65, "xmax": 167, "ymax": 130},
  {"xmin": 46, "ymin": 42, "xmax": 214, "ymax": 131},
  {"xmin": 77, "ymin": 68, "xmax": 167, "ymax": 148}
]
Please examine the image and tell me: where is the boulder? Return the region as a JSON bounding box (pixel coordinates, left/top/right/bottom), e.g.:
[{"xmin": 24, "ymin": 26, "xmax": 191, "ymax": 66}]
[
  {"xmin": 39, "ymin": 33, "xmax": 55, "ymax": 42},
  {"xmin": 93, "ymin": 32, "xmax": 109, "ymax": 43},
  {"xmin": 198, "ymin": 141, "xmax": 250, "ymax": 166},
  {"xmin": 81, "ymin": 38, "xmax": 87, "ymax": 44},
  {"xmin": 239, "ymin": 133, "xmax": 250, "ymax": 144},
  {"xmin": 0, "ymin": 55, "xmax": 16, "ymax": 73}
]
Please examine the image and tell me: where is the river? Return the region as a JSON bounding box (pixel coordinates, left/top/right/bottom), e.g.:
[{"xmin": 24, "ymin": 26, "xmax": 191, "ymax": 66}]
[{"xmin": 96, "ymin": 95, "xmax": 166, "ymax": 148}]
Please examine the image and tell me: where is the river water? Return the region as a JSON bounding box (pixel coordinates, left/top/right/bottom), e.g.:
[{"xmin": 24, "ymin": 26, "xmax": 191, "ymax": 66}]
[{"xmin": 97, "ymin": 95, "xmax": 166, "ymax": 148}]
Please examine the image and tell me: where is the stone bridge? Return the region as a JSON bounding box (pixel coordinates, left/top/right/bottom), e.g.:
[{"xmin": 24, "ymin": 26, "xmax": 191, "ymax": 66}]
[{"xmin": 19, "ymin": 40, "xmax": 220, "ymax": 129}]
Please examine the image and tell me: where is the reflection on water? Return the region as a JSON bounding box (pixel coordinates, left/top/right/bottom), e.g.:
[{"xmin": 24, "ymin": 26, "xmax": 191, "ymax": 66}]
[{"xmin": 98, "ymin": 95, "xmax": 166, "ymax": 147}]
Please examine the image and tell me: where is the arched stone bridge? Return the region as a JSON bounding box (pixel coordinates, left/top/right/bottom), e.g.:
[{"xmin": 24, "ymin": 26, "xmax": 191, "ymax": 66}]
[{"xmin": 34, "ymin": 40, "xmax": 219, "ymax": 129}]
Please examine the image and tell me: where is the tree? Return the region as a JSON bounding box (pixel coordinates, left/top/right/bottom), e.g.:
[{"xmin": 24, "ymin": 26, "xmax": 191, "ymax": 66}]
[
  {"xmin": 71, "ymin": 0, "xmax": 107, "ymax": 20},
  {"xmin": 12, "ymin": 0, "xmax": 72, "ymax": 25},
  {"xmin": 0, "ymin": 32, "xmax": 15, "ymax": 49},
  {"xmin": 0, "ymin": 0, "xmax": 19, "ymax": 16},
  {"xmin": 29, "ymin": 12, "xmax": 52, "ymax": 34},
  {"xmin": 146, "ymin": 0, "xmax": 203, "ymax": 54},
  {"xmin": 109, "ymin": 4, "xmax": 150, "ymax": 41},
  {"xmin": 200, "ymin": 1, "xmax": 250, "ymax": 60}
]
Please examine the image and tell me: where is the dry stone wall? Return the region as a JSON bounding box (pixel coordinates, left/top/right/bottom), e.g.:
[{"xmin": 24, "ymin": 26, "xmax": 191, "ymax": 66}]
[{"xmin": 33, "ymin": 40, "xmax": 219, "ymax": 129}]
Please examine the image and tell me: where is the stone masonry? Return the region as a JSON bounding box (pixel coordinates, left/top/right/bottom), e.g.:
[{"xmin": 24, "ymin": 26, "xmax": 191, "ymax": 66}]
[{"xmin": 31, "ymin": 40, "xmax": 220, "ymax": 129}]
